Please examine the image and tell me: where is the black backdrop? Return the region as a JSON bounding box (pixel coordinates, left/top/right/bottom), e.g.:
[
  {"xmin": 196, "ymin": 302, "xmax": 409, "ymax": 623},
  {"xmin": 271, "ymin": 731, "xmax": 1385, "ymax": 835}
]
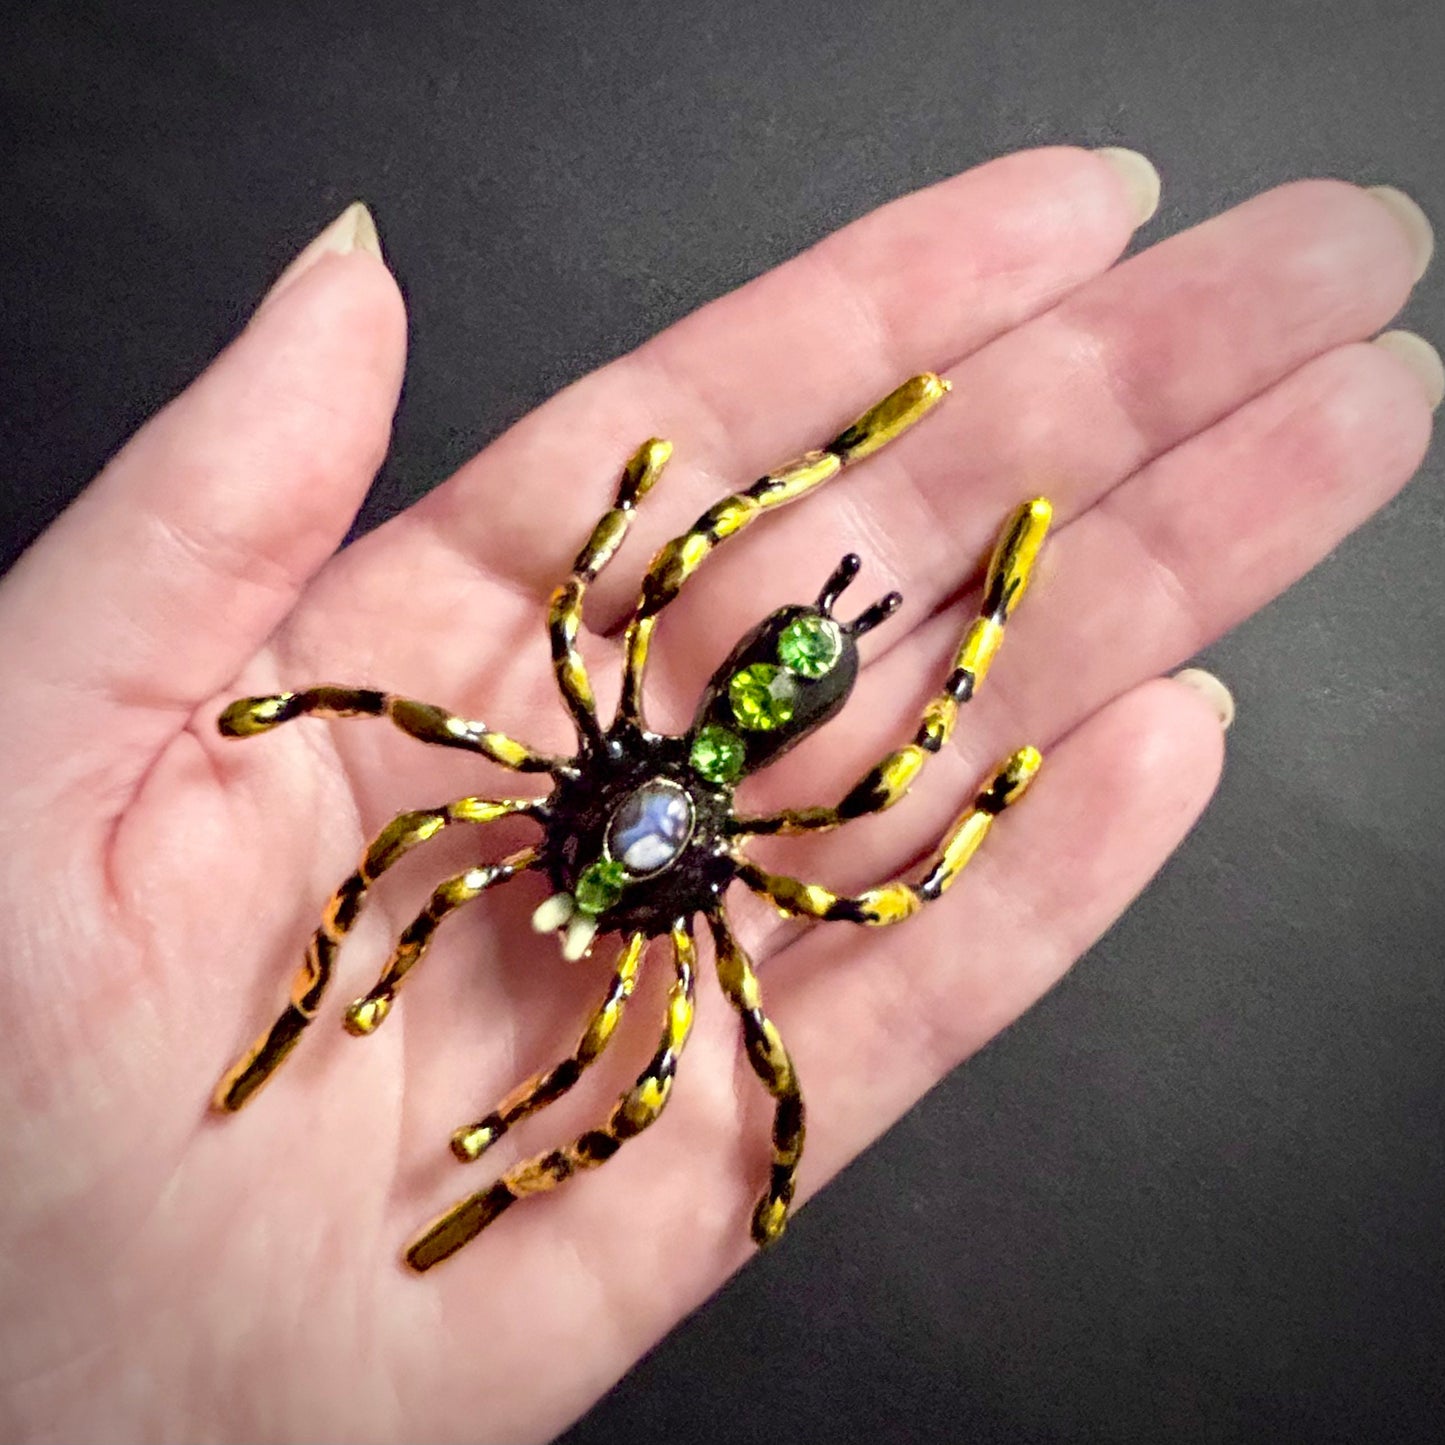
[{"xmin": 3, "ymin": 2, "xmax": 1443, "ymax": 1441}]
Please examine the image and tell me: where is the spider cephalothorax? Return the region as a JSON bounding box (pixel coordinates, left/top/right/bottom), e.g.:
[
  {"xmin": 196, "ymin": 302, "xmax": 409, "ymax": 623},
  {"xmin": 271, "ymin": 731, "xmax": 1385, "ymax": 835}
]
[{"xmin": 213, "ymin": 373, "xmax": 1052, "ymax": 1271}]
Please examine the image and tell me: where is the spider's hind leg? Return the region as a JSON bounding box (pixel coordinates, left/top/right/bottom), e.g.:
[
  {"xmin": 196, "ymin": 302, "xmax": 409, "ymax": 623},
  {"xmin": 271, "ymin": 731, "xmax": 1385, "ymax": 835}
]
[
  {"xmin": 211, "ymin": 798, "xmax": 537, "ymax": 1112},
  {"xmin": 405, "ymin": 922, "xmax": 697, "ymax": 1271},
  {"xmin": 707, "ymin": 908, "xmax": 805, "ymax": 1246},
  {"xmin": 450, "ymin": 932, "xmax": 648, "ymax": 1161}
]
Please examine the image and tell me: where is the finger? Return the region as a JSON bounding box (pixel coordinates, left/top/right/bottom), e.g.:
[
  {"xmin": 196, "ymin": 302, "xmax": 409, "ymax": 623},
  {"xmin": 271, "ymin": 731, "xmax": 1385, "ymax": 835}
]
[
  {"xmin": 635, "ymin": 180, "xmax": 1428, "ymax": 705},
  {"xmin": 743, "ymin": 330, "xmax": 1436, "ymax": 891},
  {"xmin": 298, "ymin": 147, "xmax": 1149, "ymax": 655},
  {"xmin": 0, "ymin": 205, "xmax": 405, "ymax": 784}
]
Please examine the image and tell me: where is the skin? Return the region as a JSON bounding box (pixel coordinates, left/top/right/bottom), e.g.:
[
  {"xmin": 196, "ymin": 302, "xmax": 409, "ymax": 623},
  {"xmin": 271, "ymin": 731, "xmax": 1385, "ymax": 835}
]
[{"xmin": 0, "ymin": 147, "xmax": 1435, "ymax": 1443}]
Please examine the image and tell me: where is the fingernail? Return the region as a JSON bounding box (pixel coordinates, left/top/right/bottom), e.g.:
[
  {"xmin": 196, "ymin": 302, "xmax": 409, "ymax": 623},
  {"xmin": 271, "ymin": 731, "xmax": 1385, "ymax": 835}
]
[
  {"xmin": 1173, "ymin": 668, "xmax": 1235, "ymax": 731},
  {"xmin": 1093, "ymin": 147, "xmax": 1161, "ymax": 226},
  {"xmin": 1365, "ymin": 186, "xmax": 1433, "ymax": 283},
  {"xmin": 262, "ymin": 201, "xmax": 384, "ymax": 308},
  {"xmin": 1373, "ymin": 329, "xmax": 1445, "ymax": 411}
]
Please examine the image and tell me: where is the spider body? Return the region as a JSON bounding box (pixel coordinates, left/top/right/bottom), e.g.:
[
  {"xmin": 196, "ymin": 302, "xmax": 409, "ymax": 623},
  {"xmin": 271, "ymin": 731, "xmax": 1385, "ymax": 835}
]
[
  {"xmin": 542, "ymin": 729, "xmax": 732, "ymax": 938},
  {"xmin": 212, "ymin": 372, "xmax": 1052, "ymax": 1271},
  {"xmin": 541, "ymin": 582, "xmax": 891, "ymax": 947}
]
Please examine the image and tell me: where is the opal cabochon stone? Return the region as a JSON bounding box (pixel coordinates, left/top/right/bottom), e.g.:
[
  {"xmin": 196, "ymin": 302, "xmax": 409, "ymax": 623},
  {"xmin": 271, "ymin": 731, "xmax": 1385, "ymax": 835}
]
[{"xmin": 606, "ymin": 778, "xmax": 696, "ymax": 876}]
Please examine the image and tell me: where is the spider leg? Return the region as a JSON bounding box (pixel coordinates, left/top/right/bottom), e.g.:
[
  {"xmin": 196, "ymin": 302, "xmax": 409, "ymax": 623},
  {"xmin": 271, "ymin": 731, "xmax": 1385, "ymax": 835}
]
[
  {"xmin": 550, "ymin": 439, "xmax": 672, "ymax": 753},
  {"xmin": 706, "ymin": 906, "xmax": 805, "ymax": 1246},
  {"xmin": 450, "ymin": 931, "xmax": 648, "ymax": 1162},
  {"xmin": 615, "ymin": 373, "xmax": 950, "ymax": 730},
  {"xmin": 735, "ymin": 745, "xmax": 1041, "ymax": 925},
  {"xmin": 341, "ymin": 846, "xmax": 539, "ymax": 1036},
  {"xmin": 404, "ymin": 921, "xmax": 697, "ymax": 1271},
  {"xmin": 218, "ymin": 685, "xmax": 571, "ymax": 776},
  {"xmin": 735, "ymin": 497, "xmax": 1051, "ymax": 836},
  {"xmin": 211, "ymin": 799, "xmax": 538, "ymax": 1111}
]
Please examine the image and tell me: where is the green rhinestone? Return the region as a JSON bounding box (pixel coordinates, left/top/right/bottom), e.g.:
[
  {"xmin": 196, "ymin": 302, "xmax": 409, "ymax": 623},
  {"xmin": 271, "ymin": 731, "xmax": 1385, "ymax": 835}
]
[
  {"xmin": 690, "ymin": 724, "xmax": 746, "ymax": 783},
  {"xmin": 777, "ymin": 614, "xmax": 843, "ymax": 678},
  {"xmin": 729, "ymin": 663, "xmax": 798, "ymax": 731},
  {"xmin": 574, "ymin": 859, "xmax": 628, "ymax": 916}
]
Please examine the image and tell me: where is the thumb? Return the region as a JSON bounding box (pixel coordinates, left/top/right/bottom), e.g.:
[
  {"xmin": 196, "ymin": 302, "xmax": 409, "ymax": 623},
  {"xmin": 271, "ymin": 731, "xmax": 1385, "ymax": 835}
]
[{"xmin": 0, "ymin": 203, "xmax": 406, "ymax": 804}]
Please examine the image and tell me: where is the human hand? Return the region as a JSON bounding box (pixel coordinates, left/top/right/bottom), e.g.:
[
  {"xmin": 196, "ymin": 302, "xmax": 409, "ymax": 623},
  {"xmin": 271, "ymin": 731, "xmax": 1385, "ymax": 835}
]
[{"xmin": 1, "ymin": 148, "xmax": 1435, "ymax": 1442}]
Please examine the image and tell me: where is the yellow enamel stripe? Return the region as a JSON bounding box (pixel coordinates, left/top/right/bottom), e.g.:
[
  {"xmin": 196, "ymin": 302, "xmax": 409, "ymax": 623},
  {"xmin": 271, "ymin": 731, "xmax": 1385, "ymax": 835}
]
[
  {"xmin": 476, "ymin": 733, "xmax": 541, "ymax": 770},
  {"xmin": 956, "ymin": 616, "xmax": 1004, "ymax": 684},
  {"xmin": 918, "ymin": 695, "xmax": 958, "ymax": 749},
  {"xmin": 983, "ymin": 496, "xmax": 1051, "ymax": 617},
  {"xmin": 736, "ymin": 861, "xmax": 839, "ymax": 920},
  {"xmin": 713, "ymin": 922, "xmax": 762, "ymax": 1010},
  {"xmin": 853, "ymin": 885, "xmax": 923, "ymax": 925},
  {"xmin": 924, "ymin": 810, "xmax": 994, "ymax": 893},
  {"xmin": 828, "ymin": 372, "xmax": 950, "ymax": 463},
  {"xmin": 756, "ymin": 1017, "xmax": 794, "ymax": 1090},
  {"xmin": 753, "ymin": 450, "xmax": 841, "ymax": 503},
  {"xmin": 574, "ymin": 507, "xmax": 629, "ymax": 578},
  {"xmin": 579, "ymin": 932, "xmax": 646, "ymax": 1057}
]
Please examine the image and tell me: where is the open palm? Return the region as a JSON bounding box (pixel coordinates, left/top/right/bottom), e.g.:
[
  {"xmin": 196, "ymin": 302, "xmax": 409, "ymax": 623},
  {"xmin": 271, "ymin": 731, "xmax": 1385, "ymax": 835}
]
[{"xmin": 1, "ymin": 148, "xmax": 1434, "ymax": 1443}]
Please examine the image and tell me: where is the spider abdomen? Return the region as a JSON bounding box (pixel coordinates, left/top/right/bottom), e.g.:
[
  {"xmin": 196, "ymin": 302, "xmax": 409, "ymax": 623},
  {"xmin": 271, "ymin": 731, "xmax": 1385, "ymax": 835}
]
[{"xmin": 689, "ymin": 604, "xmax": 859, "ymax": 779}]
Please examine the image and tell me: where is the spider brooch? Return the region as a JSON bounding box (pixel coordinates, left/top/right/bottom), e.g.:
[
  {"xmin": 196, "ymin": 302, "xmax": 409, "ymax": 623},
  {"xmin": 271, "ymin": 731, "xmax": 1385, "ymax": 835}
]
[{"xmin": 213, "ymin": 373, "xmax": 1052, "ymax": 1271}]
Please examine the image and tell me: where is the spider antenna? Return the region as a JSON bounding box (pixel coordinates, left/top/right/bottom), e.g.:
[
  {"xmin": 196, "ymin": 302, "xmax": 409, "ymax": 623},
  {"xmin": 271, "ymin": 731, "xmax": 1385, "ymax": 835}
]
[
  {"xmin": 817, "ymin": 554, "xmax": 902, "ymax": 638},
  {"xmin": 815, "ymin": 553, "xmax": 862, "ymax": 614},
  {"xmin": 844, "ymin": 591, "xmax": 903, "ymax": 637}
]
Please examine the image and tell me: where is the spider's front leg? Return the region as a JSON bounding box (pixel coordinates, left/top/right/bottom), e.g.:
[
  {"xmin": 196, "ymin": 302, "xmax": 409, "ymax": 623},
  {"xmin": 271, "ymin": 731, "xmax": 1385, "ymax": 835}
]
[
  {"xmin": 736, "ymin": 745, "xmax": 1042, "ymax": 926},
  {"xmin": 404, "ymin": 921, "xmax": 697, "ymax": 1271},
  {"xmin": 212, "ymin": 798, "xmax": 539, "ymax": 1112},
  {"xmin": 736, "ymin": 497, "xmax": 1051, "ymax": 837},
  {"xmin": 218, "ymin": 685, "xmax": 569, "ymax": 775},
  {"xmin": 549, "ymin": 439, "xmax": 672, "ymax": 753},
  {"xmin": 616, "ymin": 372, "xmax": 950, "ymax": 731},
  {"xmin": 707, "ymin": 908, "xmax": 805, "ymax": 1246}
]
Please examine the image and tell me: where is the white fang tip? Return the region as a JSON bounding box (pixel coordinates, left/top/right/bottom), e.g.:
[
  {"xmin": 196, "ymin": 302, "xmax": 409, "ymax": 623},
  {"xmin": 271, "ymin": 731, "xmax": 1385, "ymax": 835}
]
[
  {"xmin": 532, "ymin": 893, "xmax": 575, "ymax": 933},
  {"xmin": 562, "ymin": 916, "xmax": 598, "ymax": 961}
]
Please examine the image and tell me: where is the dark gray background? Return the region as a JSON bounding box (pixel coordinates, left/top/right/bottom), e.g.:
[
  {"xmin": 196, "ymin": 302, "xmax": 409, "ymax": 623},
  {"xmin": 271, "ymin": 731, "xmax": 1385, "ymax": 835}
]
[{"xmin": 3, "ymin": 2, "xmax": 1442, "ymax": 1441}]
